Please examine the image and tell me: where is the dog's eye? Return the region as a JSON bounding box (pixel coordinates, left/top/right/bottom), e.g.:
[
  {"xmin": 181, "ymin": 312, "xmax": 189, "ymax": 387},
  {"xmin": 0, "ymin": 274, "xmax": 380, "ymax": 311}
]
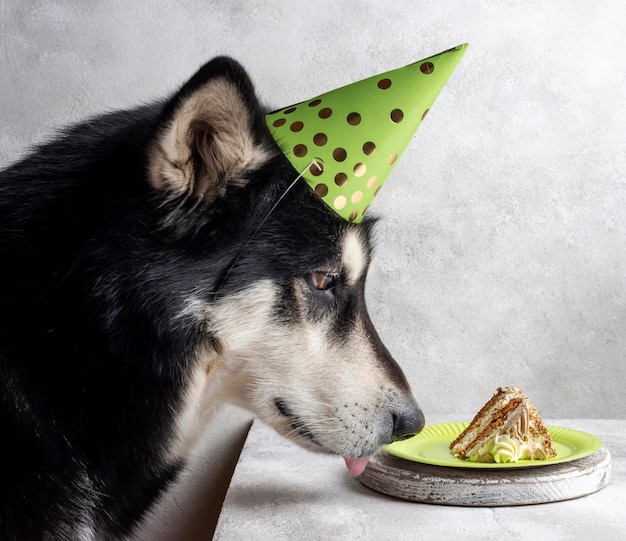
[{"xmin": 311, "ymin": 271, "xmax": 338, "ymax": 292}]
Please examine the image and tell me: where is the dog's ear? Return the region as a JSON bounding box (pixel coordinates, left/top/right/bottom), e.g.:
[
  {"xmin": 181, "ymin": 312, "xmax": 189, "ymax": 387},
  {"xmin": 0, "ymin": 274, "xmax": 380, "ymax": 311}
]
[{"xmin": 148, "ymin": 57, "xmax": 272, "ymax": 204}]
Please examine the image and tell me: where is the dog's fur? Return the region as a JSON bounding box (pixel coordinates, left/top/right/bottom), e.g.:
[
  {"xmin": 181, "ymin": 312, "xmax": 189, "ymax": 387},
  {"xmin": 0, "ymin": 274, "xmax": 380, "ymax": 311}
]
[{"xmin": 0, "ymin": 58, "xmax": 424, "ymax": 540}]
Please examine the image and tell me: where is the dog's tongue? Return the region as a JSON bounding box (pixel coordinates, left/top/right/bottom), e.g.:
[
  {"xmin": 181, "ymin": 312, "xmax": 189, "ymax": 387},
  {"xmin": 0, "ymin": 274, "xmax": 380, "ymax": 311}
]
[{"xmin": 343, "ymin": 456, "xmax": 370, "ymax": 476}]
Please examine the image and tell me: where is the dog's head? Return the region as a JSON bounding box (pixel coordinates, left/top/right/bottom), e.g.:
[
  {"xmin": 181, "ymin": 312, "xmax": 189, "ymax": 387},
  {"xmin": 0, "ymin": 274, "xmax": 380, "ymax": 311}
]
[{"xmin": 149, "ymin": 58, "xmax": 424, "ymax": 472}]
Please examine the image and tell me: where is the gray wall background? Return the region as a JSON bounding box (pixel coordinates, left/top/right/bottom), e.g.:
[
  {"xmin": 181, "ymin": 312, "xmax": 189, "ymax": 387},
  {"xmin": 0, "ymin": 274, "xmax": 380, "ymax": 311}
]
[
  {"xmin": 3, "ymin": 0, "xmax": 623, "ymax": 419},
  {"xmin": 2, "ymin": 0, "xmax": 624, "ymax": 536}
]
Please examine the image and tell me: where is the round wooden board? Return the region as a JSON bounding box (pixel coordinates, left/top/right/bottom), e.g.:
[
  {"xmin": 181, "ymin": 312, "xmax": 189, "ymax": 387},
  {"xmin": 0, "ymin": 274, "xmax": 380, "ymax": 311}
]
[{"xmin": 359, "ymin": 447, "xmax": 611, "ymax": 506}]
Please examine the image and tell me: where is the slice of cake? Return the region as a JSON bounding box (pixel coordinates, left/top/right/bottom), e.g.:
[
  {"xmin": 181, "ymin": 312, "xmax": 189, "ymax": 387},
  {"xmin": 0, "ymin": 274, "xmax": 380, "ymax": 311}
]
[{"xmin": 450, "ymin": 387, "xmax": 557, "ymax": 463}]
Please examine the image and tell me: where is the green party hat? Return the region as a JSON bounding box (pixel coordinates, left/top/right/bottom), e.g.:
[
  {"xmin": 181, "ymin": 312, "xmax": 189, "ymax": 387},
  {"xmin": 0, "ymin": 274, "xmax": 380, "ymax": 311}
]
[{"xmin": 266, "ymin": 43, "xmax": 468, "ymax": 222}]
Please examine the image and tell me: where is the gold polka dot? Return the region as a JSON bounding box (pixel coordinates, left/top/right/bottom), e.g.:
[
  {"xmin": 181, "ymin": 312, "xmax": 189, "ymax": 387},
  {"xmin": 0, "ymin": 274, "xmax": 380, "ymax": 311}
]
[
  {"xmin": 284, "ymin": 106, "xmax": 297, "ymax": 114},
  {"xmin": 315, "ymin": 183, "xmax": 328, "ymax": 197},
  {"xmin": 313, "ymin": 133, "xmax": 328, "ymax": 146},
  {"xmin": 420, "ymin": 61, "xmax": 435, "ymax": 74},
  {"xmin": 367, "ymin": 176, "xmax": 378, "ymax": 189},
  {"xmin": 333, "ymin": 147, "xmax": 347, "ymax": 162},
  {"xmin": 378, "ymin": 78, "xmax": 392, "ymax": 90},
  {"xmin": 390, "ymin": 109, "xmax": 404, "ymax": 123},
  {"xmin": 348, "ymin": 209, "xmax": 359, "ymax": 222},
  {"xmin": 334, "ymin": 195, "xmax": 347, "ymax": 210},
  {"xmin": 293, "ymin": 144, "xmax": 308, "ymax": 157},
  {"xmin": 272, "ymin": 118, "xmax": 286, "ymax": 127},
  {"xmin": 353, "ymin": 163, "xmax": 366, "ymax": 177},
  {"xmin": 318, "ymin": 107, "xmax": 333, "ymax": 119},
  {"xmin": 362, "ymin": 205, "xmax": 370, "ymax": 216},
  {"xmin": 334, "ymin": 172, "xmax": 348, "ymax": 187},
  {"xmin": 308, "ymin": 99, "xmax": 322, "ymax": 107},
  {"xmin": 387, "ymin": 152, "xmax": 398, "ymax": 165},
  {"xmin": 421, "ymin": 108, "xmax": 430, "ymax": 120},
  {"xmin": 310, "ymin": 161, "xmax": 324, "ymax": 176},
  {"xmin": 362, "ymin": 141, "xmax": 376, "ymax": 156},
  {"xmin": 347, "ymin": 112, "xmax": 361, "ymax": 126},
  {"xmin": 374, "ymin": 186, "xmax": 382, "ymax": 197},
  {"xmin": 351, "ymin": 191, "xmax": 363, "ymax": 204},
  {"xmin": 290, "ymin": 121, "xmax": 304, "ymax": 132}
]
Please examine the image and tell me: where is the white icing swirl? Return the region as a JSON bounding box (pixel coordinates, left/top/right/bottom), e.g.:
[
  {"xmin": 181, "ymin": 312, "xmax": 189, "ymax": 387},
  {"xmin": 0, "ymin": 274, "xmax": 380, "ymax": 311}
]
[
  {"xmin": 467, "ymin": 435, "xmax": 532, "ymax": 463},
  {"xmin": 491, "ymin": 435, "xmax": 524, "ymax": 463}
]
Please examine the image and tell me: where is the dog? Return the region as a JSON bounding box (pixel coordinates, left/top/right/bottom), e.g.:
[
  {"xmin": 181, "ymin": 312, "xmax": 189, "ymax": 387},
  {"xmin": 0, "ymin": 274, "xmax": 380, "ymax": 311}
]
[{"xmin": 0, "ymin": 57, "xmax": 424, "ymax": 540}]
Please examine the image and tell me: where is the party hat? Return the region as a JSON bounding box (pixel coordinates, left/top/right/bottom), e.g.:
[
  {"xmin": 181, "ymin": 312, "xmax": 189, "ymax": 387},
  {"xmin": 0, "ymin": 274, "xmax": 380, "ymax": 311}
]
[{"xmin": 266, "ymin": 44, "xmax": 468, "ymax": 222}]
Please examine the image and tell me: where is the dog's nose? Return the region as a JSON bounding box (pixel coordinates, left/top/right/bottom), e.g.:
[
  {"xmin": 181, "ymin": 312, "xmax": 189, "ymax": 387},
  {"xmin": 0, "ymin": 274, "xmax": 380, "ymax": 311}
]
[{"xmin": 392, "ymin": 399, "xmax": 425, "ymax": 441}]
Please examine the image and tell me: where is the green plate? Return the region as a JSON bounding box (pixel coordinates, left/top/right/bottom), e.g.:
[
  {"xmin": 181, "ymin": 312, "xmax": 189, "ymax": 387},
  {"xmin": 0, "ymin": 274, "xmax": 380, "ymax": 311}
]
[{"xmin": 385, "ymin": 422, "xmax": 603, "ymax": 469}]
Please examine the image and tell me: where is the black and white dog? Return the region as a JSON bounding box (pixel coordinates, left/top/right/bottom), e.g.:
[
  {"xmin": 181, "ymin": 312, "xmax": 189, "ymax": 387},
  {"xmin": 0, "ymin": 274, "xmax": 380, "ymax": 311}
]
[{"xmin": 0, "ymin": 58, "xmax": 424, "ymax": 540}]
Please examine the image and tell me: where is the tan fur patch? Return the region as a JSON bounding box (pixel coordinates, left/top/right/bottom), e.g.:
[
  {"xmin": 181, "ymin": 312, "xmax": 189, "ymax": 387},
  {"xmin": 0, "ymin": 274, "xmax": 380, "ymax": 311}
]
[
  {"xmin": 168, "ymin": 346, "xmax": 225, "ymax": 462},
  {"xmin": 149, "ymin": 78, "xmax": 271, "ymax": 202},
  {"xmin": 341, "ymin": 229, "xmax": 368, "ymax": 285},
  {"xmin": 169, "ymin": 283, "xmax": 279, "ymax": 461}
]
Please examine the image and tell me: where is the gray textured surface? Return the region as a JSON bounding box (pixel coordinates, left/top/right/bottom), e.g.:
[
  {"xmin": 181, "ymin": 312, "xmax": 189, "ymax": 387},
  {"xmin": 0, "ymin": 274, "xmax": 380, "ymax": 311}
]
[{"xmin": 215, "ymin": 418, "xmax": 626, "ymax": 541}]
